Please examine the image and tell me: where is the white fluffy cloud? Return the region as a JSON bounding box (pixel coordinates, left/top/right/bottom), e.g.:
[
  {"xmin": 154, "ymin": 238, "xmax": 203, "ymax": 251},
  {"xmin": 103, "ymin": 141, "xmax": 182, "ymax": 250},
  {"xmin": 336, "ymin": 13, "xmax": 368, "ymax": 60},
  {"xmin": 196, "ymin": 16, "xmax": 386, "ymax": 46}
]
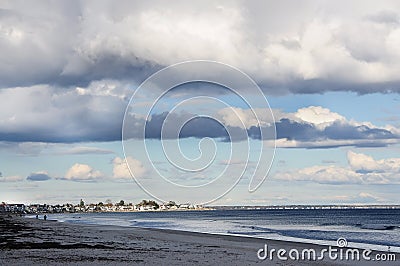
[
  {"xmin": 64, "ymin": 163, "xmax": 103, "ymax": 181},
  {"xmin": 348, "ymin": 150, "xmax": 400, "ymax": 173},
  {"xmin": 274, "ymin": 151, "xmax": 400, "ymax": 185},
  {"xmin": 112, "ymin": 156, "xmax": 146, "ymax": 179},
  {"xmin": 294, "ymin": 106, "xmax": 345, "ymax": 130}
]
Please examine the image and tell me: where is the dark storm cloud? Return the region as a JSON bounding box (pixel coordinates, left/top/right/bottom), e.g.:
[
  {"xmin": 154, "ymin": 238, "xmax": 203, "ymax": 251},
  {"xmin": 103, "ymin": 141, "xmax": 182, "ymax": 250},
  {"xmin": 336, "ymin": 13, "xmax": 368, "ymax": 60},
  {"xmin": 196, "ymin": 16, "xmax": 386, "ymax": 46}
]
[
  {"xmin": 0, "ymin": 86, "xmax": 126, "ymax": 143},
  {"xmin": 0, "ymin": 109, "xmax": 124, "ymax": 143},
  {"xmin": 247, "ymin": 118, "xmax": 398, "ymax": 148},
  {"xmin": 27, "ymin": 172, "xmax": 51, "ymax": 181},
  {"xmin": 323, "ymin": 123, "xmax": 395, "ymax": 140},
  {"xmin": 126, "ymin": 112, "xmax": 399, "ymax": 148},
  {"xmin": 2, "ymin": 1, "xmax": 400, "ymax": 94},
  {"xmin": 275, "ymin": 119, "xmax": 319, "ymax": 140},
  {"xmin": 143, "ymin": 112, "xmax": 231, "ymax": 141},
  {"xmin": 0, "ymin": 2, "xmax": 162, "ymax": 88},
  {"xmin": 57, "ymin": 58, "xmax": 162, "ymax": 88},
  {"xmin": 180, "ymin": 117, "xmax": 231, "ymax": 140}
]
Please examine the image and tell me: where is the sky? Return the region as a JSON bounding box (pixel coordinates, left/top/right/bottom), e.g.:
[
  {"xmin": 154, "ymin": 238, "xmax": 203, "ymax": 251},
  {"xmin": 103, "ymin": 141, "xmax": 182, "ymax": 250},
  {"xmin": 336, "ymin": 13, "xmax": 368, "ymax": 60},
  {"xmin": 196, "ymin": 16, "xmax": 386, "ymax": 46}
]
[{"xmin": 1, "ymin": 0, "xmax": 400, "ymax": 205}]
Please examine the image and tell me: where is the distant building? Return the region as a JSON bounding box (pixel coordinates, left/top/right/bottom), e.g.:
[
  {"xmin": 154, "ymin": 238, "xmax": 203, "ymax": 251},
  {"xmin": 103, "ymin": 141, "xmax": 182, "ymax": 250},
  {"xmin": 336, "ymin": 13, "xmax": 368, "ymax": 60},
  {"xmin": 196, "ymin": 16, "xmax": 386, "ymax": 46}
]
[
  {"xmin": 0, "ymin": 202, "xmax": 7, "ymax": 212},
  {"xmin": 3, "ymin": 203, "xmax": 26, "ymax": 213}
]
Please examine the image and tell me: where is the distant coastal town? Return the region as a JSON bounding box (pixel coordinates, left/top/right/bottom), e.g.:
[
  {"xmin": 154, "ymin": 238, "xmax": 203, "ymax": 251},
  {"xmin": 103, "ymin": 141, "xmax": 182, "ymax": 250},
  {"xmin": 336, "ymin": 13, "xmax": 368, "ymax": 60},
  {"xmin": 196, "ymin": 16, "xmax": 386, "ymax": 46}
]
[
  {"xmin": 1, "ymin": 200, "xmax": 400, "ymax": 214},
  {"xmin": 0, "ymin": 199, "xmax": 212, "ymax": 214}
]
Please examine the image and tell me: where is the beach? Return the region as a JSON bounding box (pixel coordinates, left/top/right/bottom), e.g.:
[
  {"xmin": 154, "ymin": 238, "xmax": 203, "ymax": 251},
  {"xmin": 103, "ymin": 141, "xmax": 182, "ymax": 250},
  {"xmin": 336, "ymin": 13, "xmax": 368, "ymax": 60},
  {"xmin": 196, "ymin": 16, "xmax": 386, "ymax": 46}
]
[{"xmin": 0, "ymin": 214, "xmax": 398, "ymax": 266}]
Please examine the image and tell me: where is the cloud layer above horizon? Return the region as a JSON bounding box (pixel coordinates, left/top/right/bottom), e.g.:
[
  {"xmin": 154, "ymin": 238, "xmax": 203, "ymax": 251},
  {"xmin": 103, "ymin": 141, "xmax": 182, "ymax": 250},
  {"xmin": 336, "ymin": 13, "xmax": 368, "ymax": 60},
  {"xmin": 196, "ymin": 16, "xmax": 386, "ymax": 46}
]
[
  {"xmin": 1, "ymin": 0, "xmax": 400, "ymax": 94},
  {"xmin": 274, "ymin": 151, "xmax": 400, "ymax": 185},
  {"xmin": 1, "ymin": 0, "xmax": 400, "ymax": 145},
  {"xmin": 0, "ymin": 82, "xmax": 398, "ymax": 148}
]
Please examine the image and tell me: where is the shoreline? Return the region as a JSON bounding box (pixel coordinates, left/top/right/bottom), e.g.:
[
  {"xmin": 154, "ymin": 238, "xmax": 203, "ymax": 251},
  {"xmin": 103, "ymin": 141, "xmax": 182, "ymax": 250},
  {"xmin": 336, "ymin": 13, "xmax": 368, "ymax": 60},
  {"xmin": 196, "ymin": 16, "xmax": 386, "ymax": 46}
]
[
  {"xmin": 1, "ymin": 214, "xmax": 399, "ymax": 265},
  {"xmin": 33, "ymin": 211, "xmax": 400, "ymax": 253}
]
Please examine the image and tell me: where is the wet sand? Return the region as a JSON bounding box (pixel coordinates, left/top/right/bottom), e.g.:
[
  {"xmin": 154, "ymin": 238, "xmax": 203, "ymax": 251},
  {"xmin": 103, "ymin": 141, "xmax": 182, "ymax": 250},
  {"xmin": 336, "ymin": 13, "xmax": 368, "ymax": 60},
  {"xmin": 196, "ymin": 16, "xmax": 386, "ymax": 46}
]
[{"xmin": 0, "ymin": 214, "xmax": 398, "ymax": 265}]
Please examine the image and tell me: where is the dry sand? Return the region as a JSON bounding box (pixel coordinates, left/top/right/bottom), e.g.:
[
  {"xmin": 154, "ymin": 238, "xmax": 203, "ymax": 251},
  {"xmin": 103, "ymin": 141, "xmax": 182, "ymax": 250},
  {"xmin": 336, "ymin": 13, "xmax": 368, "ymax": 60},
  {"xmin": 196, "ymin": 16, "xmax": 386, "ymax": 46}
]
[{"xmin": 0, "ymin": 214, "xmax": 398, "ymax": 265}]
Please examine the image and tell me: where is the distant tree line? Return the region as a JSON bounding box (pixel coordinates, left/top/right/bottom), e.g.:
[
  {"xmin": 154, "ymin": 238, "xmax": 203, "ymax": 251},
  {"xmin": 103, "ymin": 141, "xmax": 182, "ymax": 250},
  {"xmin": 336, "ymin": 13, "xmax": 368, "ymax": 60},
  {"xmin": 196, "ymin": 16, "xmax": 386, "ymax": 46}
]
[{"xmin": 76, "ymin": 199, "xmax": 179, "ymax": 210}]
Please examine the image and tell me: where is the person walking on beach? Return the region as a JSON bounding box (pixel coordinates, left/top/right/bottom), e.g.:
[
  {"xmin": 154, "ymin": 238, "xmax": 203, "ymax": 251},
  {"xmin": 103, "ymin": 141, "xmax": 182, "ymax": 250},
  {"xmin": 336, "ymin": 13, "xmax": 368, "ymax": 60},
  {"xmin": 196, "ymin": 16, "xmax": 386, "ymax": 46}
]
[
  {"xmin": 44, "ymin": 214, "xmax": 47, "ymax": 220},
  {"xmin": 35, "ymin": 214, "xmax": 38, "ymax": 219}
]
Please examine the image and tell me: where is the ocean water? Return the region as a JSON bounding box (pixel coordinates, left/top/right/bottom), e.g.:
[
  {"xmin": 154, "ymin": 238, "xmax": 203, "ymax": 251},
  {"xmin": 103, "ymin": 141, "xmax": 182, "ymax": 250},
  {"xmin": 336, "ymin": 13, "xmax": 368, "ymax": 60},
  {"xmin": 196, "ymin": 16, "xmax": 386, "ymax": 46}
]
[{"xmin": 45, "ymin": 209, "xmax": 400, "ymax": 252}]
